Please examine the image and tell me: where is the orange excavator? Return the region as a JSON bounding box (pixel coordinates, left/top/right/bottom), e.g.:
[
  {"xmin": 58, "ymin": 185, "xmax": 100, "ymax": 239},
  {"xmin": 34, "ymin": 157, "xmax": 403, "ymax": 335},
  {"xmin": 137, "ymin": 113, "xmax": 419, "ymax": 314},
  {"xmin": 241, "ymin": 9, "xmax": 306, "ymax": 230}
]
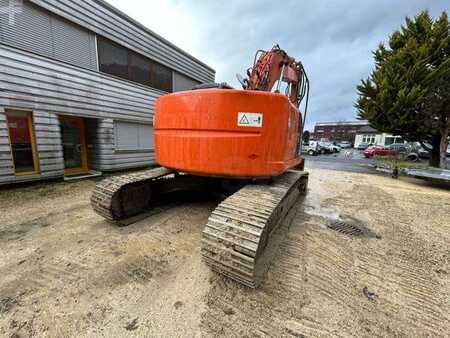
[{"xmin": 91, "ymin": 45, "xmax": 310, "ymax": 287}]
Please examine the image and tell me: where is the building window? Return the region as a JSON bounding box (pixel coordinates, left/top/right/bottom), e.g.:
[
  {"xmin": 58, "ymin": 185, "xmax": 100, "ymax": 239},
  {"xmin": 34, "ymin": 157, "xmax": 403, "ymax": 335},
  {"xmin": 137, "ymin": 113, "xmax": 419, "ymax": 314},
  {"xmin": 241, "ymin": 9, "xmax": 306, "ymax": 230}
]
[
  {"xmin": 130, "ymin": 52, "xmax": 151, "ymax": 86},
  {"xmin": 362, "ymin": 135, "xmax": 376, "ymax": 144},
  {"xmin": 97, "ymin": 37, "xmax": 129, "ymax": 80},
  {"xmin": 5, "ymin": 110, "xmax": 40, "ymax": 175},
  {"xmin": 97, "ymin": 36, "xmax": 173, "ymax": 92},
  {"xmin": 385, "ymin": 137, "xmax": 395, "ymax": 145},
  {"xmin": 0, "ymin": 0, "xmax": 97, "ymax": 70},
  {"xmin": 394, "ymin": 136, "xmax": 404, "ymax": 144},
  {"xmin": 173, "ymin": 71, "xmax": 201, "ymax": 92},
  {"xmin": 115, "ymin": 121, "xmax": 153, "ymax": 151},
  {"xmin": 385, "ymin": 136, "xmax": 404, "ymax": 145},
  {"xmin": 150, "ymin": 60, "xmax": 173, "ymax": 93}
]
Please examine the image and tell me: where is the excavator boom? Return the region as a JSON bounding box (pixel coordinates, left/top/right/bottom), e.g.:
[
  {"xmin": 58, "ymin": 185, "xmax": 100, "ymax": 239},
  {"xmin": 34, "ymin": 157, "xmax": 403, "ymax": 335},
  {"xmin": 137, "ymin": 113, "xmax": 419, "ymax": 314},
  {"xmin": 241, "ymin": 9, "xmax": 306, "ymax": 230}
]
[{"xmin": 245, "ymin": 44, "xmax": 309, "ymax": 108}]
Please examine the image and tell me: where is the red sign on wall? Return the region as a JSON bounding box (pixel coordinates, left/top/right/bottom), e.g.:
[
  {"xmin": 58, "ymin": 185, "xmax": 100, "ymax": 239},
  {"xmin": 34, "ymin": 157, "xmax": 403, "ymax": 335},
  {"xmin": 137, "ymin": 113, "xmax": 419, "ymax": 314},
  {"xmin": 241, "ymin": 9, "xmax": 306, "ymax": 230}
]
[{"xmin": 7, "ymin": 116, "xmax": 31, "ymax": 144}]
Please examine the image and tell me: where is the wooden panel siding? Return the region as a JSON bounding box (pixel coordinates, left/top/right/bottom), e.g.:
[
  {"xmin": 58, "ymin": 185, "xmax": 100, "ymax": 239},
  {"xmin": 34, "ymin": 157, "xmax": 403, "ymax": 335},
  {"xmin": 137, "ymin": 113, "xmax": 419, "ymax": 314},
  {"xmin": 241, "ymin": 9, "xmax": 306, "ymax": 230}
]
[
  {"xmin": 0, "ymin": 46, "xmax": 157, "ymax": 122},
  {"xmin": 87, "ymin": 119, "xmax": 155, "ymax": 171},
  {"xmin": 0, "ymin": 110, "xmax": 64, "ymax": 184},
  {"xmin": 0, "ymin": 0, "xmax": 97, "ymax": 71},
  {"xmin": 0, "ymin": 112, "xmax": 14, "ymax": 182},
  {"xmin": 0, "ymin": 46, "xmax": 158, "ymax": 183},
  {"xmin": 33, "ymin": 111, "xmax": 64, "ymax": 178}
]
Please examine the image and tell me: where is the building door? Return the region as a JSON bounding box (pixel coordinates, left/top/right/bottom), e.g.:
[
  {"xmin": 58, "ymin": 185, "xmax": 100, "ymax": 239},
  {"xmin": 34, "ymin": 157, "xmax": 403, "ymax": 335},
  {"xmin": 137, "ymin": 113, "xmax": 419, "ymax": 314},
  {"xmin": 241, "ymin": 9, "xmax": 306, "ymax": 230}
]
[
  {"xmin": 60, "ymin": 116, "xmax": 88, "ymax": 175},
  {"xmin": 5, "ymin": 110, "xmax": 40, "ymax": 176}
]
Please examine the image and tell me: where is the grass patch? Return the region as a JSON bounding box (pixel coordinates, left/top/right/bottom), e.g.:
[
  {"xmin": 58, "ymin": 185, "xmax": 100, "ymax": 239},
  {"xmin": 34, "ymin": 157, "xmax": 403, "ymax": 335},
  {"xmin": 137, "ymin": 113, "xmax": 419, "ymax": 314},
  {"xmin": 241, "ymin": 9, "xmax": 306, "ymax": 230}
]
[{"xmin": 374, "ymin": 156, "xmax": 430, "ymax": 169}]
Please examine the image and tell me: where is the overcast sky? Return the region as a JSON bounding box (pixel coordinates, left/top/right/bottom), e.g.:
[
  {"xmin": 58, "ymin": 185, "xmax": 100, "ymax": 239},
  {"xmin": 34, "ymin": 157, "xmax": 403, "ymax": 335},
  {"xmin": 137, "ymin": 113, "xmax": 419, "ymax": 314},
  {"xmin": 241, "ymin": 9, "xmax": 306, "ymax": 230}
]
[{"xmin": 107, "ymin": 0, "xmax": 448, "ymax": 131}]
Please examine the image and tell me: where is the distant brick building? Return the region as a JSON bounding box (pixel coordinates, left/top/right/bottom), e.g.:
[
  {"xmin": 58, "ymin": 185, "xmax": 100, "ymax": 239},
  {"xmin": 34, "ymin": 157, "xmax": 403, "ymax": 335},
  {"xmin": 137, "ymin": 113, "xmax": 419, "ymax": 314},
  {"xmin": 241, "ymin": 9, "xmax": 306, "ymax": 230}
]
[{"xmin": 312, "ymin": 120, "xmax": 370, "ymax": 143}]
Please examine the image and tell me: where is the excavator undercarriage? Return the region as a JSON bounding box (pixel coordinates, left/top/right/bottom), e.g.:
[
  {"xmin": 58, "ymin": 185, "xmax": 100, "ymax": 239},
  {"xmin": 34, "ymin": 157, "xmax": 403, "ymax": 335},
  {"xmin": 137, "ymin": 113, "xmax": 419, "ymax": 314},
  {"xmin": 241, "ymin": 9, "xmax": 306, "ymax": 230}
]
[{"xmin": 91, "ymin": 167, "xmax": 308, "ymax": 287}]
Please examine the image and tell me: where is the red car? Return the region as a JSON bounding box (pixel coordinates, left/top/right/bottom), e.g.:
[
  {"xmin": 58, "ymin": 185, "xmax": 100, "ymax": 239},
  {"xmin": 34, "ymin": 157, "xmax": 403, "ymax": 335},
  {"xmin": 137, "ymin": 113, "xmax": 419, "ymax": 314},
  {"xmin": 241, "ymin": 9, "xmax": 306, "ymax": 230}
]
[{"xmin": 363, "ymin": 145, "xmax": 398, "ymax": 158}]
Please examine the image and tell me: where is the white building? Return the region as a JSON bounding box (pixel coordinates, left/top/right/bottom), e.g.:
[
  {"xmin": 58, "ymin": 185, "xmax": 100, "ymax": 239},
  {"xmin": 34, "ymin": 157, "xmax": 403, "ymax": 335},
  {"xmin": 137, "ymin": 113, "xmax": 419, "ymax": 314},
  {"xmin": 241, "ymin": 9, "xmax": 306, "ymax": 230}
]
[{"xmin": 354, "ymin": 126, "xmax": 405, "ymax": 148}]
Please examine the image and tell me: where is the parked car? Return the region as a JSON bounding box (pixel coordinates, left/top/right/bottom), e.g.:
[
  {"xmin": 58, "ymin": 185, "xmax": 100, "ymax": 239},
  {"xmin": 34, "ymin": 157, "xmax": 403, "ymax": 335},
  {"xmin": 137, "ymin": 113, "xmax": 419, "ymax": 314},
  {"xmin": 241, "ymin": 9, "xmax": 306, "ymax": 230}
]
[
  {"xmin": 418, "ymin": 144, "xmax": 450, "ymax": 158},
  {"xmin": 319, "ymin": 142, "xmax": 341, "ymax": 153},
  {"xmin": 311, "ymin": 141, "xmax": 328, "ymax": 154},
  {"xmin": 387, "ymin": 143, "xmax": 412, "ymax": 154},
  {"xmin": 329, "ymin": 143, "xmax": 341, "ymax": 153},
  {"xmin": 418, "ymin": 147, "xmax": 431, "ymax": 159},
  {"xmin": 338, "ymin": 141, "xmax": 352, "ymax": 149},
  {"xmin": 363, "ymin": 145, "xmax": 397, "ymax": 158},
  {"xmin": 315, "ymin": 141, "xmax": 329, "ymax": 154},
  {"xmin": 357, "ymin": 142, "xmax": 372, "ymax": 150},
  {"xmin": 302, "ymin": 141, "xmax": 320, "ymax": 155}
]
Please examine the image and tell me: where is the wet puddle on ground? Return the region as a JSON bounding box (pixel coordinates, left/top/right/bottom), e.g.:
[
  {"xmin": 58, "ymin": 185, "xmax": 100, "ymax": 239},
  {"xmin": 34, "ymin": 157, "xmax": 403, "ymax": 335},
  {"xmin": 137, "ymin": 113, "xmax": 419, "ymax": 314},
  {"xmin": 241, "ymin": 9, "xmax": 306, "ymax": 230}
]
[{"xmin": 302, "ymin": 186, "xmax": 380, "ymax": 239}]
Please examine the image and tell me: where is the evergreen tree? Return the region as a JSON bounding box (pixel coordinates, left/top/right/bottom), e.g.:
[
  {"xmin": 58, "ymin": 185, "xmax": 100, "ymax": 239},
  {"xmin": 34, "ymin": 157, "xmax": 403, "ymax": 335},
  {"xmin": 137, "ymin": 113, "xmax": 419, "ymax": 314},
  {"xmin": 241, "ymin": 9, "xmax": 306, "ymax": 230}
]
[
  {"xmin": 303, "ymin": 130, "xmax": 310, "ymax": 143},
  {"xmin": 356, "ymin": 11, "xmax": 450, "ymax": 168}
]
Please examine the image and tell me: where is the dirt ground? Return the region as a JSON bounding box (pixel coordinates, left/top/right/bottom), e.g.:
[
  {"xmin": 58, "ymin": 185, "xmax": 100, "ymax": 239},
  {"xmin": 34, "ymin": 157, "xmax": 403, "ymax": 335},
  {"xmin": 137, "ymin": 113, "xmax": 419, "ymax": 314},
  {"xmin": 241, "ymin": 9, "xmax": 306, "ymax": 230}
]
[{"xmin": 0, "ymin": 168, "xmax": 448, "ymax": 337}]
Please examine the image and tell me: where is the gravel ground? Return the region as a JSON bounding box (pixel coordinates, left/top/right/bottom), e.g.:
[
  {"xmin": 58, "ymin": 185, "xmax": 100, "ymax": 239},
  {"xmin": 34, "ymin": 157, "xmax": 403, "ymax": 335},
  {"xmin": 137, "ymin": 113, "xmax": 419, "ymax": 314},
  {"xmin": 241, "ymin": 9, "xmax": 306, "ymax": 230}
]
[{"xmin": 0, "ymin": 168, "xmax": 448, "ymax": 337}]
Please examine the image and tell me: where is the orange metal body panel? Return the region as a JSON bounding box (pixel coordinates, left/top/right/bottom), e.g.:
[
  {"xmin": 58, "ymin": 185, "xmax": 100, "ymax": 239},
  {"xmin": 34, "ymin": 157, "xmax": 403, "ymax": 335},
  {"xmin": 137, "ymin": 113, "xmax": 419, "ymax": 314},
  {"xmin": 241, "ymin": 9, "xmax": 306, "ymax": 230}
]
[{"xmin": 154, "ymin": 89, "xmax": 302, "ymax": 179}]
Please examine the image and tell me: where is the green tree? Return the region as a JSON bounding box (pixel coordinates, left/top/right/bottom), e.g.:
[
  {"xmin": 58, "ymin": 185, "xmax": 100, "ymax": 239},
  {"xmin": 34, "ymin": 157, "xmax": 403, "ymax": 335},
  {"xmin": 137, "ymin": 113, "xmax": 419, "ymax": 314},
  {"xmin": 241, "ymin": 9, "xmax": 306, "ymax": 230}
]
[
  {"xmin": 356, "ymin": 11, "xmax": 450, "ymax": 168},
  {"xmin": 302, "ymin": 130, "xmax": 310, "ymax": 143}
]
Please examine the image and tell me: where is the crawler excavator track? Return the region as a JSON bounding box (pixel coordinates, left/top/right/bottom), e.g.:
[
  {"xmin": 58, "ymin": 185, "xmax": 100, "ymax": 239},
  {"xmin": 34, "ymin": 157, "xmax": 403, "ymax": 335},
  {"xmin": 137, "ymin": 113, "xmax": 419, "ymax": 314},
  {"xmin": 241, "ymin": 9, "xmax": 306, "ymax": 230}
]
[
  {"xmin": 201, "ymin": 170, "xmax": 308, "ymax": 287},
  {"xmin": 91, "ymin": 167, "xmax": 223, "ymax": 222},
  {"xmin": 90, "ymin": 167, "xmax": 174, "ymax": 221},
  {"xmin": 91, "ymin": 168, "xmax": 308, "ymax": 287}
]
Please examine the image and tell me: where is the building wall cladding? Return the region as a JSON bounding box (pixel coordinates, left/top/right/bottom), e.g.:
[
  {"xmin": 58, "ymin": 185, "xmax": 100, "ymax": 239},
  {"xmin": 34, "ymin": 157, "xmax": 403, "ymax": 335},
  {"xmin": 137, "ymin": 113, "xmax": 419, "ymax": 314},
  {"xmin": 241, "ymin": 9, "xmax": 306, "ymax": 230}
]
[
  {"xmin": 0, "ymin": 109, "xmax": 64, "ymax": 184},
  {"xmin": 173, "ymin": 71, "xmax": 201, "ymax": 92},
  {"xmin": 0, "ymin": 0, "xmax": 214, "ymax": 184},
  {"xmin": 0, "ymin": 113, "xmax": 14, "ymax": 181},
  {"xmin": 28, "ymin": 0, "xmax": 215, "ymax": 83},
  {"xmin": 0, "ymin": 45, "xmax": 158, "ymax": 178},
  {"xmin": 86, "ymin": 119, "xmax": 155, "ymax": 171},
  {"xmin": 0, "ymin": 45, "xmax": 161, "ymax": 123},
  {"xmin": 33, "ymin": 111, "xmax": 65, "ymax": 178},
  {"xmin": 313, "ymin": 122, "xmax": 370, "ymax": 142},
  {"xmin": 0, "ymin": 0, "xmax": 97, "ymax": 70}
]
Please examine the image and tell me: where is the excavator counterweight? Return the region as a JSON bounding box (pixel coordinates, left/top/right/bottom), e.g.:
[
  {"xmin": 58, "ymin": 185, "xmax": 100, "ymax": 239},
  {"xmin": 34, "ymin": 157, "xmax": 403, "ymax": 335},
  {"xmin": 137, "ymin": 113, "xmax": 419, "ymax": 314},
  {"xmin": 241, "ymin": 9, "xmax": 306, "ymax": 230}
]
[{"xmin": 155, "ymin": 89, "xmax": 303, "ymax": 178}]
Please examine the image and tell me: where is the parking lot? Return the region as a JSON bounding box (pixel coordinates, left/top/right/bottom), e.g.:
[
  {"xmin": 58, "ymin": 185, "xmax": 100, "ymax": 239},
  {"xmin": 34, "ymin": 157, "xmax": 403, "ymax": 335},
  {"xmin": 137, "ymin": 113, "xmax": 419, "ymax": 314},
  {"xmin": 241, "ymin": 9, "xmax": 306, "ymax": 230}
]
[
  {"xmin": 0, "ymin": 166, "xmax": 449, "ymax": 337},
  {"xmin": 305, "ymin": 150, "xmax": 378, "ymax": 174}
]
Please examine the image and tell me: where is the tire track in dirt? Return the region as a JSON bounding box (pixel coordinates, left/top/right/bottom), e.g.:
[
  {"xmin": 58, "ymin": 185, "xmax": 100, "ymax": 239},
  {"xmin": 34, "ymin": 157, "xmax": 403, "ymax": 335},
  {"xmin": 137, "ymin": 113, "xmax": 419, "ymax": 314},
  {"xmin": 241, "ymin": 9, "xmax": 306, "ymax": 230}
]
[
  {"xmin": 272, "ymin": 223, "xmax": 356, "ymax": 337},
  {"xmin": 302, "ymin": 229, "xmax": 356, "ymax": 307},
  {"xmin": 354, "ymin": 225, "xmax": 449, "ymax": 336},
  {"xmin": 0, "ymin": 202, "xmax": 204, "ymax": 337},
  {"xmin": 339, "ymin": 183, "xmax": 449, "ymax": 337},
  {"xmin": 2, "ymin": 169, "xmax": 448, "ymax": 337},
  {"xmin": 201, "ymin": 202, "xmax": 359, "ymax": 337},
  {"xmin": 29, "ymin": 259, "xmax": 91, "ymax": 289},
  {"xmin": 5, "ymin": 200, "xmax": 187, "ymax": 290},
  {"xmin": 202, "ymin": 173, "xmax": 450, "ymax": 337},
  {"xmin": 284, "ymin": 217, "xmax": 364, "ymax": 338}
]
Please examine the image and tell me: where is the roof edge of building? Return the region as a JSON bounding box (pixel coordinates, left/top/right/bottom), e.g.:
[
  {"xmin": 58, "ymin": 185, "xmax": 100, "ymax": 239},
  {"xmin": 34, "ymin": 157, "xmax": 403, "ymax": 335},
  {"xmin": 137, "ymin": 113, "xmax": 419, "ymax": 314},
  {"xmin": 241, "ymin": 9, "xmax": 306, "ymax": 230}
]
[
  {"xmin": 94, "ymin": 0, "xmax": 215, "ymax": 73},
  {"xmin": 315, "ymin": 120, "xmax": 369, "ymax": 126}
]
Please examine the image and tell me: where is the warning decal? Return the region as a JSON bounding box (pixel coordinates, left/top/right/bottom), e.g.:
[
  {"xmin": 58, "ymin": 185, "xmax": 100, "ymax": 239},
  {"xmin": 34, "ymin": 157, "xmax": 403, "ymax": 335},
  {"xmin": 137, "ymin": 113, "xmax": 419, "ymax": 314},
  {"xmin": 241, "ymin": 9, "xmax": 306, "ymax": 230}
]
[{"xmin": 237, "ymin": 112, "xmax": 263, "ymax": 127}]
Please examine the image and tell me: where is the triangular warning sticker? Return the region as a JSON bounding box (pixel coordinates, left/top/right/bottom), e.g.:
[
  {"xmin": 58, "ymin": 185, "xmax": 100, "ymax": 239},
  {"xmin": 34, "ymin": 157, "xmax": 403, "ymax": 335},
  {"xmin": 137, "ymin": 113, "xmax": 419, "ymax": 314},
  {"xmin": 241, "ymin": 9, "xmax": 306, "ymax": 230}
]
[{"xmin": 239, "ymin": 114, "xmax": 250, "ymax": 125}]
